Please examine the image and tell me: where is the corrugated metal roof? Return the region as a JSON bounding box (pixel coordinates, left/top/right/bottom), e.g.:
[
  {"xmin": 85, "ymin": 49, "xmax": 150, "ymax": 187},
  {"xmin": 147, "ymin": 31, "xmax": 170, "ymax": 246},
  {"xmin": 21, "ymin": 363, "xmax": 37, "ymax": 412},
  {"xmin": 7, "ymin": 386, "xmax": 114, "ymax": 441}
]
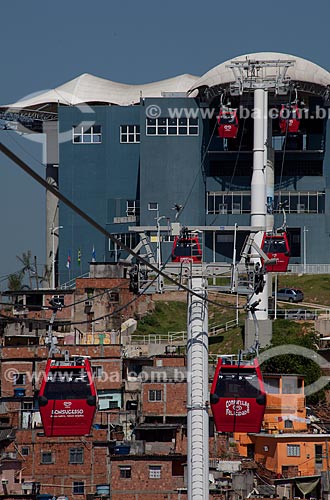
[{"xmin": 0, "ymin": 428, "xmax": 15, "ymax": 441}]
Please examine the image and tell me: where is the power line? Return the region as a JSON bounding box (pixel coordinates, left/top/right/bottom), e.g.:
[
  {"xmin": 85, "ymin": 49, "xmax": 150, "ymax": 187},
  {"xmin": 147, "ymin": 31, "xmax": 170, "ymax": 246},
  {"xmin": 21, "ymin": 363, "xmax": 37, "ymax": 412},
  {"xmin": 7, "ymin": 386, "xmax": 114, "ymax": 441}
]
[{"xmin": 0, "ymin": 142, "xmax": 243, "ymax": 312}]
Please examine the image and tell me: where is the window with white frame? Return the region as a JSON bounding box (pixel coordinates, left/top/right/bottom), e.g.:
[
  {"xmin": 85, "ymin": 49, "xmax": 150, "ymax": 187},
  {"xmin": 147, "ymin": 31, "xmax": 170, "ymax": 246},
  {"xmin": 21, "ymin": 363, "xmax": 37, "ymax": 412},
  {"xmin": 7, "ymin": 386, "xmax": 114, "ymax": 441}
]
[
  {"xmin": 119, "ymin": 465, "xmax": 132, "ymax": 478},
  {"xmin": 69, "ymin": 448, "xmax": 84, "ymax": 464},
  {"xmin": 120, "ymin": 125, "xmax": 140, "ymax": 143},
  {"xmin": 207, "ymin": 191, "xmax": 325, "ymax": 215},
  {"xmin": 148, "ymin": 202, "xmax": 158, "ymax": 211},
  {"xmin": 149, "ymin": 465, "xmax": 162, "ymax": 479},
  {"xmin": 72, "ymin": 481, "xmax": 85, "ymax": 495},
  {"xmin": 51, "ymin": 294, "xmax": 65, "ymax": 306},
  {"xmin": 148, "ymin": 389, "xmax": 162, "ymax": 402},
  {"xmin": 21, "ymin": 446, "xmax": 30, "ymax": 456},
  {"xmin": 126, "ymin": 200, "xmax": 140, "ymax": 217},
  {"xmin": 72, "ymin": 125, "xmax": 102, "ymax": 143},
  {"xmin": 108, "ymin": 233, "xmax": 139, "ymax": 253},
  {"xmin": 41, "ymin": 451, "xmax": 54, "ymax": 464},
  {"xmin": 287, "ymin": 444, "xmax": 300, "ymax": 457},
  {"xmin": 146, "ymin": 117, "xmax": 198, "ymax": 136}
]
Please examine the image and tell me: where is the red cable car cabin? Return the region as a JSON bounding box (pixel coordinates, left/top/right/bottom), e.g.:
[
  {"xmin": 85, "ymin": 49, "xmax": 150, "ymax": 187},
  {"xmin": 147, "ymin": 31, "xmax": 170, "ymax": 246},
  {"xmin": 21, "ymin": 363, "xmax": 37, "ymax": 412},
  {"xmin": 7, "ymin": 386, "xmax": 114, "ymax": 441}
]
[
  {"xmin": 261, "ymin": 233, "xmax": 290, "ymax": 272},
  {"xmin": 171, "ymin": 235, "xmax": 202, "ymax": 263},
  {"xmin": 210, "ymin": 357, "xmax": 266, "ymax": 433},
  {"xmin": 279, "ymin": 104, "xmax": 301, "ymax": 134},
  {"xmin": 217, "ymin": 108, "xmax": 239, "ymax": 139},
  {"xmin": 38, "ymin": 358, "xmax": 97, "ymax": 437}
]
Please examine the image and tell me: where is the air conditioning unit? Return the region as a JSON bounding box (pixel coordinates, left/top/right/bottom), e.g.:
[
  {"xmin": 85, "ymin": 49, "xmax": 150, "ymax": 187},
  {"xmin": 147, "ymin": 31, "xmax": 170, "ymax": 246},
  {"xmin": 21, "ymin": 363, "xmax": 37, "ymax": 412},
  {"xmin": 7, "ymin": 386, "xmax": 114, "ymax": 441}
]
[
  {"xmin": 297, "ymin": 204, "xmax": 305, "ymax": 213},
  {"xmin": 13, "ymin": 307, "xmax": 27, "ymax": 316}
]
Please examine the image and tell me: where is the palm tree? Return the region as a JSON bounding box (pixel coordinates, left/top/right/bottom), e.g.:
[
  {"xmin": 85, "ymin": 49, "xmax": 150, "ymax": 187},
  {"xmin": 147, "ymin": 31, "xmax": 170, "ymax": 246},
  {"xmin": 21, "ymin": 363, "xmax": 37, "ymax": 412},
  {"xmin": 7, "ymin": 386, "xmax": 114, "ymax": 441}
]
[
  {"xmin": 7, "ymin": 272, "xmax": 24, "ymax": 291},
  {"xmin": 16, "ymin": 250, "xmax": 35, "ymax": 289}
]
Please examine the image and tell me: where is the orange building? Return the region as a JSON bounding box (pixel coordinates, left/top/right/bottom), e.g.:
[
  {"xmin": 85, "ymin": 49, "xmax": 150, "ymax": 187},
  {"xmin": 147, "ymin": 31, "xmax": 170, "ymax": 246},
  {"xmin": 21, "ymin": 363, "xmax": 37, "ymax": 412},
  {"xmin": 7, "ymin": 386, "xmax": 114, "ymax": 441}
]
[{"xmin": 237, "ymin": 374, "xmax": 330, "ymax": 480}]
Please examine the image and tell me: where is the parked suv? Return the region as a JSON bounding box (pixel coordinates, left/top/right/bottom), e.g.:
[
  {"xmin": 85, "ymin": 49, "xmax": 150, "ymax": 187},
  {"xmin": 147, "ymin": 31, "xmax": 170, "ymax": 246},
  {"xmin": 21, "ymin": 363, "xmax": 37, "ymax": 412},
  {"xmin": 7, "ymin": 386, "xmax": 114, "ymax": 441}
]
[{"xmin": 273, "ymin": 288, "xmax": 304, "ymax": 303}]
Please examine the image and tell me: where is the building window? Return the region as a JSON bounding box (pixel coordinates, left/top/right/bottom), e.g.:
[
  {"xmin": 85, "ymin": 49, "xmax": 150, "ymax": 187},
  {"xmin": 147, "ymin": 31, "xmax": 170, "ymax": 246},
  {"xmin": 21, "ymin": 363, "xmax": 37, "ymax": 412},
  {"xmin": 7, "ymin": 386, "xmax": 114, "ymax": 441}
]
[
  {"xmin": 148, "ymin": 390, "xmax": 162, "ymax": 402},
  {"xmin": 149, "ymin": 465, "xmax": 162, "ymax": 479},
  {"xmin": 51, "ymin": 294, "xmax": 65, "ymax": 306},
  {"xmin": 41, "ymin": 451, "xmax": 54, "ymax": 464},
  {"xmin": 119, "ymin": 465, "xmax": 132, "ymax": 478},
  {"xmin": 21, "ymin": 446, "xmax": 30, "ymax": 456},
  {"xmin": 72, "ymin": 482, "xmax": 85, "ymax": 495},
  {"xmin": 72, "ymin": 125, "xmax": 102, "ymax": 144},
  {"xmin": 315, "ymin": 444, "xmax": 323, "ymax": 465},
  {"xmin": 146, "ymin": 117, "xmax": 199, "ymax": 136},
  {"xmin": 148, "ymin": 202, "xmax": 158, "ymax": 211},
  {"xmin": 126, "ymin": 200, "xmax": 140, "ymax": 217},
  {"xmin": 108, "ymin": 291, "xmax": 119, "ymax": 302},
  {"xmin": 206, "ymin": 190, "xmax": 325, "ymax": 215},
  {"xmin": 120, "ymin": 125, "xmax": 140, "ymax": 143},
  {"xmin": 69, "ymin": 448, "xmax": 84, "ymax": 464},
  {"xmin": 287, "ymin": 445, "xmax": 300, "ymax": 457},
  {"xmin": 92, "ymin": 366, "xmax": 103, "ymax": 378},
  {"xmin": 108, "ymin": 233, "xmax": 139, "ymax": 253},
  {"xmin": 13, "ymin": 373, "xmax": 26, "ymax": 385},
  {"xmin": 284, "ymin": 419, "xmax": 293, "ymax": 429}
]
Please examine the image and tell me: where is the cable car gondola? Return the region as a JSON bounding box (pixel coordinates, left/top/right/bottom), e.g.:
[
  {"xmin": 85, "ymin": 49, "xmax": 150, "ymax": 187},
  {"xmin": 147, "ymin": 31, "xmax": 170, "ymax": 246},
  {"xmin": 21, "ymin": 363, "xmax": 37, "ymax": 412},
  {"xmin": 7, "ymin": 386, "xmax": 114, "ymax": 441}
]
[
  {"xmin": 210, "ymin": 357, "xmax": 266, "ymax": 433},
  {"xmin": 279, "ymin": 103, "xmax": 301, "ymax": 134},
  {"xmin": 217, "ymin": 107, "xmax": 239, "ymax": 139},
  {"xmin": 261, "ymin": 232, "xmax": 290, "ymax": 273},
  {"xmin": 171, "ymin": 233, "xmax": 202, "ymax": 263},
  {"xmin": 38, "ymin": 357, "xmax": 97, "ymax": 437}
]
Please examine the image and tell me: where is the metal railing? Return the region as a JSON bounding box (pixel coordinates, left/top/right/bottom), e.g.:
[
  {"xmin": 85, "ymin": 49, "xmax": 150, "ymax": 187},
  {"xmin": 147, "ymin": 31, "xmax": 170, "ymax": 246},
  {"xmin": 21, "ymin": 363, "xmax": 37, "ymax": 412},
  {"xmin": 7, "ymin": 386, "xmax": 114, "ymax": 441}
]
[
  {"xmin": 209, "ymin": 319, "xmax": 239, "ymax": 336},
  {"xmin": 129, "ymin": 319, "xmax": 239, "ymax": 345},
  {"xmin": 129, "ymin": 331, "xmax": 187, "ymax": 345},
  {"xmin": 288, "ymin": 264, "xmax": 330, "ymax": 274},
  {"xmin": 59, "ymin": 272, "xmax": 90, "ymax": 289}
]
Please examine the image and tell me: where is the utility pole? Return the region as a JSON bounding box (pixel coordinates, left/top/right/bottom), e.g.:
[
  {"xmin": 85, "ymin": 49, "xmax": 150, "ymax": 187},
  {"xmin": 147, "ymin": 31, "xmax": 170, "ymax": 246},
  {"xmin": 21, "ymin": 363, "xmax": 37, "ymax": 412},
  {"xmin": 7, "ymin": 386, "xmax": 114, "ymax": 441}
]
[
  {"xmin": 303, "ymin": 226, "xmax": 308, "ymax": 274},
  {"xmin": 156, "ymin": 213, "xmax": 165, "ymax": 293},
  {"xmin": 187, "ymin": 266, "xmax": 209, "ymax": 500},
  {"xmin": 51, "ymin": 224, "xmax": 63, "ymax": 289}
]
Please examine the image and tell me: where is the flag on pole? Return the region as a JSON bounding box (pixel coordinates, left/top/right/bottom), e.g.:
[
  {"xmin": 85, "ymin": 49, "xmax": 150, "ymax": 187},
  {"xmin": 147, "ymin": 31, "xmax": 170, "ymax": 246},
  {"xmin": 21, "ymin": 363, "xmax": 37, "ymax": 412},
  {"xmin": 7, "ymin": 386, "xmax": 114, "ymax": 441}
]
[
  {"xmin": 92, "ymin": 245, "xmax": 96, "ymax": 262},
  {"xmin": 77, "ymin": 248, "xmax": 81, "ymax": 265},
  {"xmin": 66, "ymin": 251, "xmax": 71, "ymax": 269}
]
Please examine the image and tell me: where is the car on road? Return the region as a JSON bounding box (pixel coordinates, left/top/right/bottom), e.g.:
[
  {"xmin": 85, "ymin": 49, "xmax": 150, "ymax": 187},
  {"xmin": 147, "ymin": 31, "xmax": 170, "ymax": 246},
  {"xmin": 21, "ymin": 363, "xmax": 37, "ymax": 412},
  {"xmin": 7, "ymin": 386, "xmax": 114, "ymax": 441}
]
[
  {"xmin": 273, "ymin": 288, "xmax": 304, "ymax": 303},
  {"xmin": 284, "ymin": 309, "xmax": 316, "ymax": 320}
]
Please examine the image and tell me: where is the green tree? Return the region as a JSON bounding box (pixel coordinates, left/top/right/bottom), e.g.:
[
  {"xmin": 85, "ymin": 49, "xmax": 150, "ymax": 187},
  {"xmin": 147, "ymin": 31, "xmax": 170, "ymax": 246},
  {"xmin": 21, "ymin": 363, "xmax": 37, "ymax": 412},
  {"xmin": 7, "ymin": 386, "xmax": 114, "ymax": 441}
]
[
  {"xmin": 16, "ymin": 250, "xmax": 36, "ymax": 289},
  {"xmin": 7, "ymin": 272, "xmax": 24, "ymax": 291},
  {"xmin": 261, "ymin": 320, "xmax": 325, "ymax": 404}
]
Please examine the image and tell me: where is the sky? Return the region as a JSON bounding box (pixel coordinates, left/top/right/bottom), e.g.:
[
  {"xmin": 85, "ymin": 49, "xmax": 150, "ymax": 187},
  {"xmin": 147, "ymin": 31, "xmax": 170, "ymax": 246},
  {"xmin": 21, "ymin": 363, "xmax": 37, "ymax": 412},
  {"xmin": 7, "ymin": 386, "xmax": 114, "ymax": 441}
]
[{"xmin": 0, "ymin": 0, "xmax": 329, "ymax": 288}]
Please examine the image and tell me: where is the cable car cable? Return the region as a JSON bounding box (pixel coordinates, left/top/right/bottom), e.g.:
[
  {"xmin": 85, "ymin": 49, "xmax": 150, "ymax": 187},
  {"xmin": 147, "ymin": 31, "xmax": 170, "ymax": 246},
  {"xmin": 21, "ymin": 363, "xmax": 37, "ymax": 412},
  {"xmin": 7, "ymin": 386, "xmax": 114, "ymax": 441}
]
[
  {"xmin": 0, "ymin": 142, "xmax": 245, "ymax": 312},
  {"xmin": 277, "ymin": 86, "xmax": 293, "ymax": 210}
]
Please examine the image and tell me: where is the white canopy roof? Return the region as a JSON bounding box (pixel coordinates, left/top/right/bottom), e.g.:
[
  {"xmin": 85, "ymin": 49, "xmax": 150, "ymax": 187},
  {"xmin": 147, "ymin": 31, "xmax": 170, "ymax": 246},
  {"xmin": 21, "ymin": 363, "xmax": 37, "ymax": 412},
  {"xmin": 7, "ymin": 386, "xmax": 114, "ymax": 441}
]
[
  {"xmin": 3, "ymin": 52, "xmax": 330, "ymax": 113},
  {"xmin": 189, "ymin": 52, "xmax": 330, "ymax": 94},
  {"xmin": 1, "ymin": 72, "xmax": 199, "ymax": 110}
]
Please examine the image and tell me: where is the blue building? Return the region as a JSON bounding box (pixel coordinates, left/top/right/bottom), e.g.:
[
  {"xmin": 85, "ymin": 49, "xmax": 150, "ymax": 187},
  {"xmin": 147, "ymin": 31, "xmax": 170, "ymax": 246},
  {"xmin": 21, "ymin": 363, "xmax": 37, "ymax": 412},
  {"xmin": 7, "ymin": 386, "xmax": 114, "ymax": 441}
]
[{"xmin": 2, "ymin": 52, "xmax": 330, "ymax": 284}]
